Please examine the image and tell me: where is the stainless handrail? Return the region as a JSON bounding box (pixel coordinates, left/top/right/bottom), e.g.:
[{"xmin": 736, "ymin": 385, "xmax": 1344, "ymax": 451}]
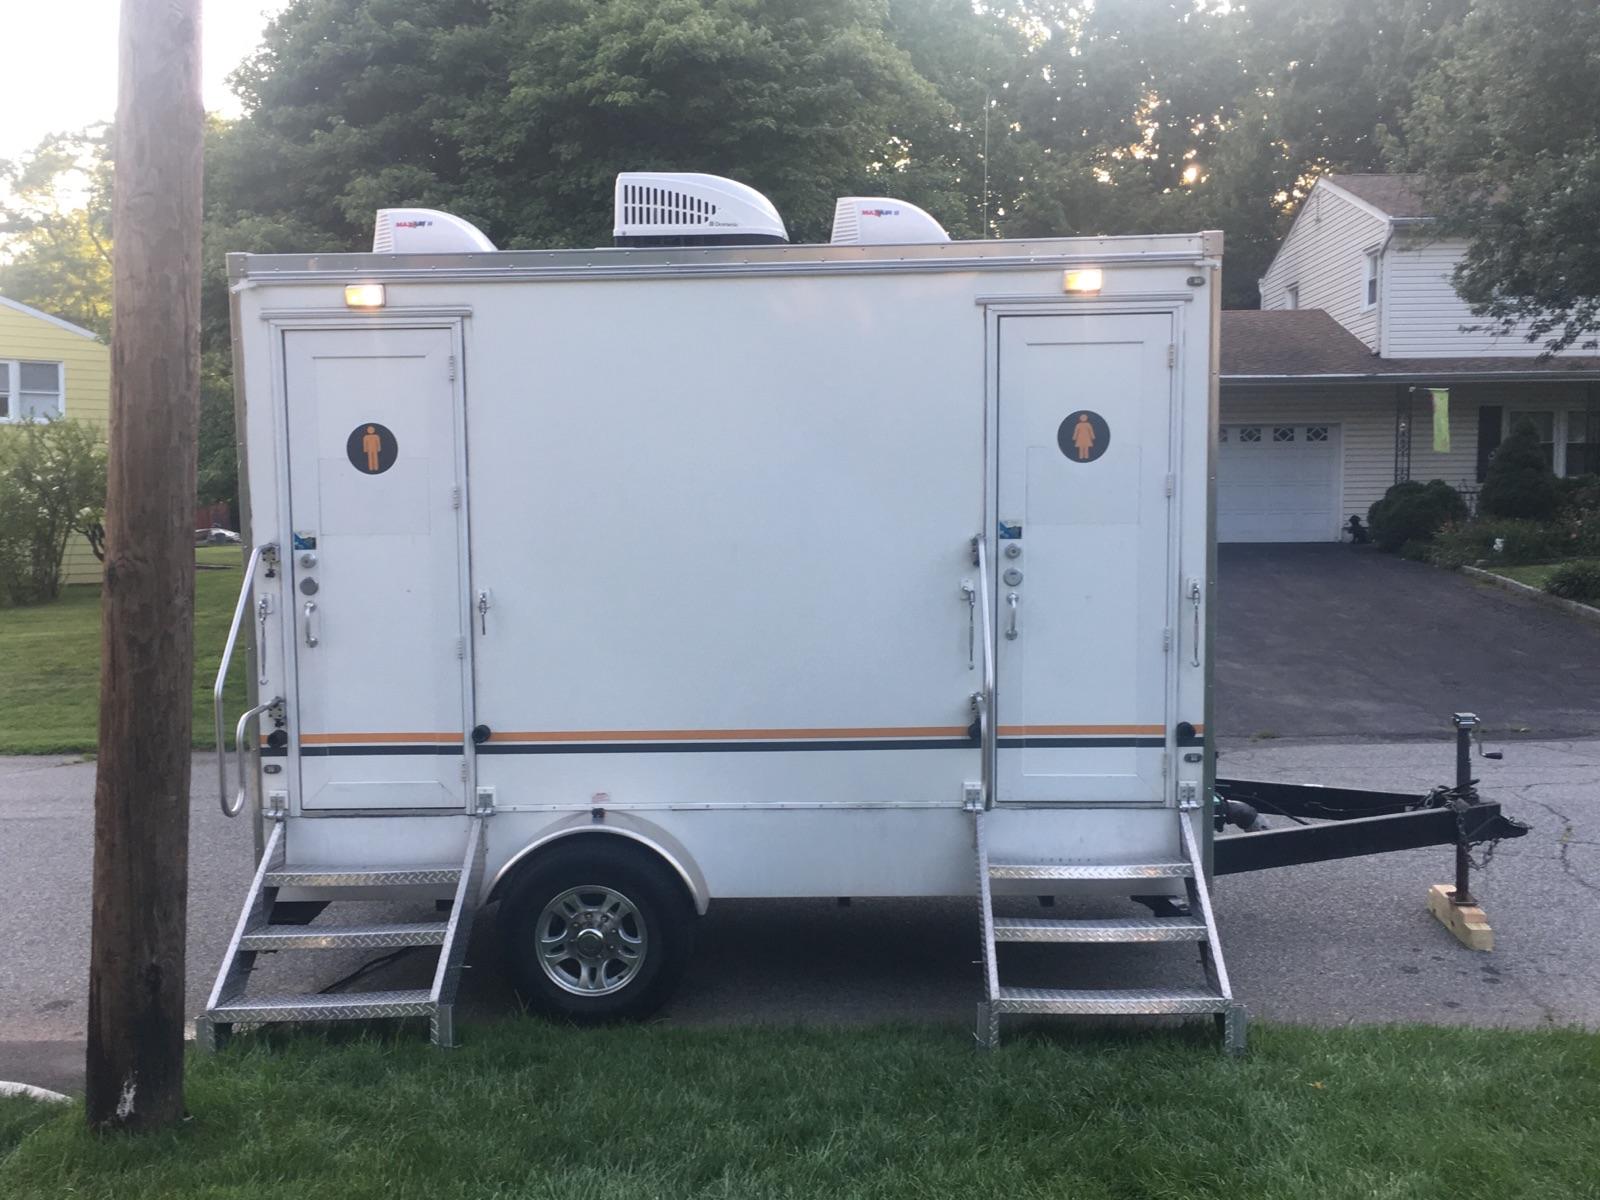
[
  {"xmin": 215, "ymin": 543, "xmax": 275, "ymax": 817},
  {"xmin": 972, "ymin": 535, "xmax": 998, "ymax": 810},
  {"xmin": 227, "ymin": 701, "xmax": 276, "ymax": 817}
]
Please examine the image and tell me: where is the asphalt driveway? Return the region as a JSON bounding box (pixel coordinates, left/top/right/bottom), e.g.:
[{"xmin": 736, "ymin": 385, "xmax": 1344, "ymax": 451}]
[{"xmin": 1216, "ymin": 544, "xmax": 1600, "ymax": 741}]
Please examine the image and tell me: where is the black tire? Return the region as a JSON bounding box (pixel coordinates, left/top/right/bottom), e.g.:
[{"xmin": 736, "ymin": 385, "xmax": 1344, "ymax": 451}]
[{"xmin": 498, "ymin": 839, "xmax": 695, "ymax": 1023}]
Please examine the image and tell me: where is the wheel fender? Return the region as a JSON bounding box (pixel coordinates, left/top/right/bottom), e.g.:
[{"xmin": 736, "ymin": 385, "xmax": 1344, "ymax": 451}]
[{"xmin": 487, "ymin": 811, "xmax": 710, "ymax": 915}]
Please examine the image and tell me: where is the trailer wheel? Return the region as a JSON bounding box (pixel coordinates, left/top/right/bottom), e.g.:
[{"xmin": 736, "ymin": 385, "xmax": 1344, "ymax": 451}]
[{"xmin": 499, "ymin": 840, "xmax": 694, "ymax": 1023}]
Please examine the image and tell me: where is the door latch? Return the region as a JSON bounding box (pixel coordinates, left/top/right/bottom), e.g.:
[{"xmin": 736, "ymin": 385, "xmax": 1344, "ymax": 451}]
[
  {"xmin": 1187, "ymin": 578, "xmax": 1202, "ymax": 667},
  {"xmin": 476, "ymin": 589, "xmax": 493, "ymax": 635}
]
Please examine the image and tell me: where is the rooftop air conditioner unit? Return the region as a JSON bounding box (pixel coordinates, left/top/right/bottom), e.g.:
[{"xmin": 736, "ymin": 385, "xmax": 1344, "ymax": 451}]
[
  {"xmin": 830, "ymin": 197, "xmax": 950, "ymax": 245},
  {"xmin": 373, "ymin": 208, "xmax": 497, "ymax": 254},
  {"xmin": 613, "ymin": 173, "xmax": 788, "ymax": 247}
]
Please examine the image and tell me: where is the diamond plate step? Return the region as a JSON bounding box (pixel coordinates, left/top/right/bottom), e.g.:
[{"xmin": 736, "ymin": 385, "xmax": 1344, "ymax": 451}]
[
  {"xmin": 995, "ymin": 986, "xmax": 1227, "ymax": 1015},
  {"xmin": 241, "ymin": 921, "xmax": 449, "ymax": 951},
  {"xmin": 209, "ymin": 989, "xmax": 435, "ymax": 1023},
  {"xmin": 264, "ymin": 864, "xmax": 461, "ymax": 888},
  {"xmin": 989, "ymin": 861, "xmax": 1192, "ymax": 881},
  {"xmin": 992, "ymin": 916, "xmax": 1208, "ymax": 943}
]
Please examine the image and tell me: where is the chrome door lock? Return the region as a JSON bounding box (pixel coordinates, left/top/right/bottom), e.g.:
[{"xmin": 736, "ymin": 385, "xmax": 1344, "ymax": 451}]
[{"xmin": 1002, "ymin": 566, "xmax": 1023, "ymax": 587}]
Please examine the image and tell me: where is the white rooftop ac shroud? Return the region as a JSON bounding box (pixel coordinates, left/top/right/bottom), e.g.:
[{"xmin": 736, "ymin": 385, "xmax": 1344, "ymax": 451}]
[
  {"xmin": 372, "ymin": 208, "xmax": 497, "ymax": 254},
  {"xmin": 830, "ymin": 197, "xmax": 950, "ymax": 245},
  {"xmin": 613, "ymin": 173, "xmax": 788, "ymax": 245}
]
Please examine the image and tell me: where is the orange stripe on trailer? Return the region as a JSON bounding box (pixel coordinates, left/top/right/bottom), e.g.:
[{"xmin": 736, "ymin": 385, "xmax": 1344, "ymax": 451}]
[
  {"xmin": 487, "ymin": 726, "xmax": 970, "ymax": 744},
  {"xmin": 300, "ymin": 732, "xmax": 463, "ymax": 745}
]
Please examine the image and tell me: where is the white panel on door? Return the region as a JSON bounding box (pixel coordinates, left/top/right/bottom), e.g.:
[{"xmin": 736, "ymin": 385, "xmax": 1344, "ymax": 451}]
[
  {"xmin": 282, "ymin": 327, "xmax": 468, "ymax": 810},
  {"xmin": 994, "ymin": 313, "xmax": 1177, "ymax": 805}
]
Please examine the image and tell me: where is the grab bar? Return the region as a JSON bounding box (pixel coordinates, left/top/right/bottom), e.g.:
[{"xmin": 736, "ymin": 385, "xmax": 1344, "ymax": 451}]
[
  {"xmin": 971, "ymin": 535, "xmax": 998, "ymax": 810},
  {"xmin": 215, "ymin": 543, "xmax": 278, "ymax": 817}
]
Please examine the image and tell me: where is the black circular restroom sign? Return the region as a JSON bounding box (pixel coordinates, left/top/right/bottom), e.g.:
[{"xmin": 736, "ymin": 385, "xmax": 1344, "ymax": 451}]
[
  {"xmin": 1058, "ymin": 410, "xmax": 1110, "ymax": 463},
  {"xmin": 346, "ymin": 422, "xmax": 398, "ymax": 475}
]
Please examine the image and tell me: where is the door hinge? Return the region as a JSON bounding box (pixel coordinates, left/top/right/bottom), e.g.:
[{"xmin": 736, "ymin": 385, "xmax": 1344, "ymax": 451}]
[
  {"xmin": 1167, "ymin": 343, "xmax": 1176, "ymax": 368},
  {"xmin": 448, "ymin": 355, "xmax": 457, "ymax": 381},
  {"xmin": 455, "ymin": 636, "xmax": 465, "ymax": 659},
  {"xmin": 451, "ymin": 485, "xmax": 461, "ymax": 510},
  {"xmin": 1162, "ymin": 627, "xmax": 1172, "ymax": 651},
  {"xmin": 1164, "ymin": 473, "xmax": 1175, "ymax": 497},
  {"xmin": 1161, "ymin": 751, "xmax": 1170, "ymax": 777},
  {"xmin": 460, "ymin": 760, "xmax": 469, "ymax": 782}
]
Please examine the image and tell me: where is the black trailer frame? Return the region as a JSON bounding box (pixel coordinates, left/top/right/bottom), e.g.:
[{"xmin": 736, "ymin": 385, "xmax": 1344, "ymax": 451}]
[{"xmin": 1211, "ymin": 714, "xmax": 1530, "ymax": 906}]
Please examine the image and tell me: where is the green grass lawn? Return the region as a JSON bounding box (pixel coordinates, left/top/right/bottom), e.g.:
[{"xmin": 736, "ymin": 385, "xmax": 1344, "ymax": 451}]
[
  {"xmin": 0, "ymin": 547, "xmax": 248, "ymax": 754},
  {"xmin": 1, "ymin": 1022, "xmax": 1597, "ymax": 1199},
  {"xmin": 1489, "ymin": 559, "xmax": 1600, "ymax": 595}
]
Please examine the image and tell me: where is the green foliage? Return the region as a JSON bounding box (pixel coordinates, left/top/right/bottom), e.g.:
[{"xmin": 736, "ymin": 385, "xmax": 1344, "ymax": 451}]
[
  {"xmin": 1480, "ymin": 418, "xmax": 1560, "ymax": 521},
  {"xmin": 1427, "ymin": 518, "xmax": 1563, "ymax": 569},
  {"xmin": 1544, "ymin": 561, "xmax": 1600, "ymax": 603},
  {"xmin": 1366, "ymin": 478, "xmax": 1467, "ymax": 551},
  {"xmin": 0, "ymin": 421, "xmax": 107, "ymax": 606},
  {"xmin": 1401, "ymin": 0, "xmax": 1600, "ymax": 352},
  {"xmin": 0, "ymin": 127, "xmax": 114, "ymax": 339}
]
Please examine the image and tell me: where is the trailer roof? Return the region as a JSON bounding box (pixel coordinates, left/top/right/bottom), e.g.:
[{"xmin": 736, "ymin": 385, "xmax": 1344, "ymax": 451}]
[{"xmin": 228, "ymin": 231, "xmax": 1223, "ymax": 285}]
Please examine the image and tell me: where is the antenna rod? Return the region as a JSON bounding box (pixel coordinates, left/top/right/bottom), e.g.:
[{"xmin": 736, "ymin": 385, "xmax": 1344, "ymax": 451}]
[{"xmin": 982, "ymin": 89, "xmax": 991, "ymax": 237}]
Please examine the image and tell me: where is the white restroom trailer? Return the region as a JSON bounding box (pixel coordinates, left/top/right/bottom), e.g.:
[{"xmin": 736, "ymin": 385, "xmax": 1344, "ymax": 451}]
[{"xmin": 201, "ymin": 177, "xmax": 1241, "ymax": 1051}]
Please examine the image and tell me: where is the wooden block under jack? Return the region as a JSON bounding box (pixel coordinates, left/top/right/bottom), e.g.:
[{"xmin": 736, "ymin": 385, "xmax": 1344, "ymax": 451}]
[{"xmin": 1428, "ymin": 884, "xmax": 1494, "ymax": 951}]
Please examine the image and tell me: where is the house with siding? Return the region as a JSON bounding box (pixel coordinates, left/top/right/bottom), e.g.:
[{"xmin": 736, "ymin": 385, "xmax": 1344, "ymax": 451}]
[
  {"xmin": 0, "ymin": 295, "xmax": 109, "ymax": 582},
  {"xmin": 1218, "ymin": 174, "xmax": 1600, "ymax": 542}
]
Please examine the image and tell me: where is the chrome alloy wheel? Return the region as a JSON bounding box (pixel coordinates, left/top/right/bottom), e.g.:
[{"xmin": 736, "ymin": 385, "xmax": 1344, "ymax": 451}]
[{"xmin": 535, "ymin": 885, "xmax": 648, "ymax": 996}]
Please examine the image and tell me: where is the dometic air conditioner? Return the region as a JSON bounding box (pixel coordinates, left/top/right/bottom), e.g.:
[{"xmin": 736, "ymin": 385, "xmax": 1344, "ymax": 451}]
[
  {"xmin": 373, "ymin": 208, "xmax": 497, "ymax": 254},
  {"xmin": 613, "ymin": 173, "xmax": 788, "ymax": 247},
  {"xmin": 830, "ymin": 197, "xmax": 950, "ymax": 245}
]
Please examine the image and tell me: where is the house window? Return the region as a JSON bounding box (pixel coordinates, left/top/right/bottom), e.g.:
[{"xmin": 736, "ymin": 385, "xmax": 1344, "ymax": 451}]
[
  {"xmin": 0, "ymin": 360, "xmax": 64, "ymax": 421},
  {"xmin": 1362, "ymin": 250, "xmax": 1379, "ymax": 310},
  {"xmin": 1273, "ymin": 426, "xmax": 1295, "ymax": 442},
  {"xmin": 1218, "ymin": 427, "xmax": 1228, "ymax": 442},
  {"xmin": 1566, "ymin": 409, "xmax": 1600, "ymax": 477},
  {"xmin": 1284, "ymin": 284, "xmax": 1299, "ymax": 310},
  {"xmin": 1238, "ymin": 426, "xmax": 1262, "ymax": 444},
  {"xmin": 1306, "ymin": 426, "xmax": 1329, "ymax": 442}
]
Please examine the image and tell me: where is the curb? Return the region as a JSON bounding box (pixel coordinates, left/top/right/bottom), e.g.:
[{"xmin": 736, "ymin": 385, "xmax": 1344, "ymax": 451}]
[
  {"xmin": 0, "ymin": 1081, "xmax": 71, "ymax": 1103},
  {"xmin": 1462, "ymin": 566, "xmax": 1600, "ymax": 626}
]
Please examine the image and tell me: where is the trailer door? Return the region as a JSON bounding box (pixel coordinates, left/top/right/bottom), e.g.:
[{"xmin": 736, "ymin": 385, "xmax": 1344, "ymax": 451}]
[
  {"xmin": 282, "ymin": 327, "xmax": 470, "ymax": 810},
  {"xmin": 994, "ymin": 312, "xmax": 1177, "ymax": 805}
]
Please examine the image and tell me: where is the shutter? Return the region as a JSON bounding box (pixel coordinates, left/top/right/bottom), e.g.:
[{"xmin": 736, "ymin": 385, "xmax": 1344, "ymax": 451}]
[{"xmin": 1476, "ymin": 405, "xmax": 1503, "ymax": 481}]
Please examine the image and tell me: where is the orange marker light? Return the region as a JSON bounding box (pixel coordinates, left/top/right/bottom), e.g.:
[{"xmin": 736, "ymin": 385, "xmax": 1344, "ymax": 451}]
[{"xmin": 1063, "ymin": 269, "xmax": 1103, "ymax": 294}]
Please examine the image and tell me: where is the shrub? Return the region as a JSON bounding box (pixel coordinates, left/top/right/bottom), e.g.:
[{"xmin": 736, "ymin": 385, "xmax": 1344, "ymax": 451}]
[
  {"xmin": 1427, "ymin": 518, "xmax": 1562, "ymax": 568},
  {"xmin": 1367, "ymin": 479, "xmax": 1468, "ymax": 551},
  {"xmin": 1544, "ymin": 561, "xmax": 1600, "ymax": 604},
  {"xmin": 1480, "ymin": 418, "xmax": 1559, "ymax": 520},
  {"xmin": 0, "ymin": 420, "xmax": 107, "ymax": 605}
]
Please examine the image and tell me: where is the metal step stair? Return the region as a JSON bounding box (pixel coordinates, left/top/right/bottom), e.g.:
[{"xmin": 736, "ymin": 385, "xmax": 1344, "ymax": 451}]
[
  {"xmin": 973, "ymin": 807, "xmax": 1246, "ymax": 1054},
  {"xmin": 992, "ymin": 916, "xmax": 1208, "ymax": 943},
  {"xmin": 197, "ymin": 812, "xmax": 489, "ymax": 1050}
]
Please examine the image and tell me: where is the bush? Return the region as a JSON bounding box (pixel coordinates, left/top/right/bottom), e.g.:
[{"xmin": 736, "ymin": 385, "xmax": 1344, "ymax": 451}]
[
  {"xmin": 1367, "ymin": 479, "xmax": 1468, "ymax": 551},
  {"xmin": 1480, "ymin": 418, "xmax": 1559, "ymax": 520},
  {"xmin": 1544, "ymin": 561, "xmax": 1600, "ymax": 604},
  {"xmin": 1427, "ymin": 518, "xmax": 1563, "ymax": 568},
  {"xmin": 0, "ymin": 420, "xmax": 107, "ymax": 605}
]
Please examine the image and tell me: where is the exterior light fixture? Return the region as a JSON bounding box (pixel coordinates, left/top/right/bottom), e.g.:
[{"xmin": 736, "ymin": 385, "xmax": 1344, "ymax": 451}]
[
  {"xmin": 1063, "ymin": 269, "xmax": 1103, "ymax": 294},
  {"xmin": 344, "ymin": 284, "xmax": 387, "ymax": 309}
]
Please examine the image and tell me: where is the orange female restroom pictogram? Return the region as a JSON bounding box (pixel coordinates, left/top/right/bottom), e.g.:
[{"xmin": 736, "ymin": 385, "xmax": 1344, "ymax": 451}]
[{"xmin": 1057, "ymin": 410, "xmax": 1110, "ymax": 463}]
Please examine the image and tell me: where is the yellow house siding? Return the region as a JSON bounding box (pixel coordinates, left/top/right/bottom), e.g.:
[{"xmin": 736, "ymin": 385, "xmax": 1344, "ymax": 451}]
[{"xmin": 0, "ymin": 299, "xmax": 110, "ymax": 585}]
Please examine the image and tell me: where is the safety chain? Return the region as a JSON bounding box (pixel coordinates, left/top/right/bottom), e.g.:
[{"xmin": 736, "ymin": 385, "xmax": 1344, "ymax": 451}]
[{"xmin": 1420, "ymin": 781, "xmax": 1503, "ymax": 872}]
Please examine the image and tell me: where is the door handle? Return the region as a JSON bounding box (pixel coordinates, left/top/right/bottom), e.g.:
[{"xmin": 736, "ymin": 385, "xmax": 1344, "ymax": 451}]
[
  {"xmin": 1188, "ymin": 578, "xmax": 1202, "ymax": 667},
  {"xmin": 960, "ymin": 580, "xmax": 976, "ymax": 668},
  {"xmin": 303, "ymin": 600, "xmax": 319, "ymax": 648},
  {"xmin": 1005, "ymin": 591, "xmax": 1019, "ymax": 641}
]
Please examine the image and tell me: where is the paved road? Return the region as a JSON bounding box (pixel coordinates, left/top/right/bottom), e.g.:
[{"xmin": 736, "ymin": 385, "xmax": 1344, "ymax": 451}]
[
  {"xmin": 4, "ymin": 736, "xmax": 1594, "ymax": 1094},
  {"xmin": 1216, "ymin": 544, "xmax": 1600, "ymax": 740}
]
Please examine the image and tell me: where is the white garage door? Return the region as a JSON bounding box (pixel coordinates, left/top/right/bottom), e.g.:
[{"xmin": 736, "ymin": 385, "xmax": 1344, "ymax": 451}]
[{"xmin": 1218, "ymin": 422, "xmax": 1341, "ymax": 542}]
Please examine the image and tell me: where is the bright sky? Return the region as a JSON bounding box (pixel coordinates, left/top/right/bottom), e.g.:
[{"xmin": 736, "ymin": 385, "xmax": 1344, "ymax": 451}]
[{"xmin": 0, "ymin": 1, "xmax": 290, "ymax": 163}]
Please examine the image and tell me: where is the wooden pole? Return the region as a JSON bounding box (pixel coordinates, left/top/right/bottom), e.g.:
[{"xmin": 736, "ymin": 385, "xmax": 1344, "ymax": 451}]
[{"xmin": 86, "ymin": 0, "xmax": 204, "ymax": 1132}]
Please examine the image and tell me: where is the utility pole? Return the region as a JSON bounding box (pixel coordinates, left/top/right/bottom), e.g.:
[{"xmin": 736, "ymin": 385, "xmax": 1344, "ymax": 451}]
[{"xmin": 86, "ymin": 0, "xmax": 204, "ymax": 1131}]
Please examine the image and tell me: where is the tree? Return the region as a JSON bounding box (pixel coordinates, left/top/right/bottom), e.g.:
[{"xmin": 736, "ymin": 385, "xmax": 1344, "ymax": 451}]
[
  {"xmin": 1401, "ymin": 0, "xmax": 1600, "ymax": 351},
  {"xmin": 0, "ymin": 128, "xmax": 114, "ymax": 339},
  {"xmin": 1479, "ymin": 418, "xmax": 1559, "ymax": 521},
  {"xmin": 0, "ymin": 420, "xmax": 107, "ymax": 604}
]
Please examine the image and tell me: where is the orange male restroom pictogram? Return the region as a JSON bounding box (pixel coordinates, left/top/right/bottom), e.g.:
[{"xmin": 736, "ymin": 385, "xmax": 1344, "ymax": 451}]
[
  {"xmin": 345, "ymin": 421, "xmax": 398, "ymax": 475},
  {"xmin": 1057, "ymin": 409, "xmax": 1110, "ymax": 463}
]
